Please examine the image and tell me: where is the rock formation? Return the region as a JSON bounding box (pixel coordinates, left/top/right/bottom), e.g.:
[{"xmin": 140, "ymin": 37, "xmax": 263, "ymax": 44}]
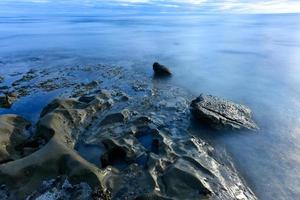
[{"xmin": 191, "ymin": 94, "xmax": 258, "ymax": 130}]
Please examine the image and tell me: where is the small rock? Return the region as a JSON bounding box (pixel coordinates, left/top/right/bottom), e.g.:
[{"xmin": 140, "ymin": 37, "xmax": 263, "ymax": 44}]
[
  {"xmin": 0, "ymin": 76, "xmax": 4, "ymax": 83},
  {"xmin": 0, "ymin": 93, "xmax": 17, "ymax": 108},
  {"xmin": 153, "ymin": 62, "xmax": 171, "ymax": 76},
  {"xmin": 191, "ymin": 94, "xmax": 258, "ymax": 130}
]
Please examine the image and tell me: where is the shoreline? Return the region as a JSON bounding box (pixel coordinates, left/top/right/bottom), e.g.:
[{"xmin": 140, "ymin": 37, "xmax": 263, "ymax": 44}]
[{"xmin": 0, "ymin": 63, "xmax": 257, "ymax": 199}]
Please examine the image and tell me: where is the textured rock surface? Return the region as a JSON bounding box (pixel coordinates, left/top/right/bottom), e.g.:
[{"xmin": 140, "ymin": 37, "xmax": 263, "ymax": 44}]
[
  {"xmin": 191, "ymin": 94, "xmax": 258, "ymax": 130},
  {"xmin": 0, "ymin": 91, "xmax": 257, "ymax": 200},
  {"xmin": 25, "ymin": 176, "xmax": 110, "ymax": 200},
  {"xmin": 83, "ymin": 111, "xmax": 257, "ymax": 200},
  {"xmin": 0, "ymin": 91, "xmax": 114, "ymax": 199},
  {"xmin": 0, "ymin": 115, "xmax": 31, "ymax": 163},
  {"xmin": 0, "ymin": 65, "xmax": 258, "ymax": 200}
]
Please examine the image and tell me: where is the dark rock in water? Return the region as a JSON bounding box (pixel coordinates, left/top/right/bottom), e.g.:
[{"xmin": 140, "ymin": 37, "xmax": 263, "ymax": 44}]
[
  {"xmin": 191, "ymin": 94, "xmax": 258, "ymax": 130},
  {"xmin": 0, "ymin": 76, "xmax": 3, "ymax": 83},
  {"xmin": 153, "ymin": 62, "xmax": 171, "ymax": 76},
  {"xmin": 0, "ymin": 93, "xmax": 17, "ymax": 108}
]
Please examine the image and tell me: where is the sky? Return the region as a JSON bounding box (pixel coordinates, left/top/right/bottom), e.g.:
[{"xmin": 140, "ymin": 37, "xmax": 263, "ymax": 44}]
[{"xmin": 1, "ymin": 0, "xmax": 300, "ymax": 14}]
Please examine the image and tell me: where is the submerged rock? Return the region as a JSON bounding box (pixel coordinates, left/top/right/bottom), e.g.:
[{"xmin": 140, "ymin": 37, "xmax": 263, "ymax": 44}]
[
  {"xmin": 0, "ymin": 94, "xmax": 17, "ymax": 108},
  {"xmin": 153, "ymin": 62, "xmax": 171, "ymax": 76},
  {"xmin": 191, "ymin": 94, "xmax": 258, "ymax": 130},
  {"xmin": 12, "ymin": 70, "xmax": 37, "ymax": 87}
]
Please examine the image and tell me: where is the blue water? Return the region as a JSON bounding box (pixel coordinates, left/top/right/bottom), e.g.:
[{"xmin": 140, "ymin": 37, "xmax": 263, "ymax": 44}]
[{"xmin": 1, "ymin": 3, "xmax": 300, "ymax": 200}]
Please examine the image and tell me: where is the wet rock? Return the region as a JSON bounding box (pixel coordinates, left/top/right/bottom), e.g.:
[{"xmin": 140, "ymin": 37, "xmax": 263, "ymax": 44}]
[
  {"xmin": 0, "ymin": 92, "xmax": 114, "ymax": 198},
  {"xmin": 132, "ymin": 80, "xmax": 149, "ymax": 92},
  {"xmin": 191, "ymin": 94, "xmax": 258, "ymax": 130},
  {"xmin": 92, "ymin": 187, "xmax": 111, "ymax": 200},
  {"xmin": 0, "ymin": 93, "xmax": 17, "ymax": 108},
  {"xmin": 25, "ymin": 177, "xmax": 100, "ymax": 200},
  {"xmin": 84, "ymin": 110, "xmax": 257, "ymax": 200},
  {"xmin": 107, "ymin": 164, "xmax": 155, "ymax": 200},
  {"xmin": 161, "ymin": 158, "xmax": 212, "ymax": 199},
  {"xmin": 153, "ymin": 62, "xmax": 171, "ymax": 76},
  {"xmin": 114, "ymin": 91, "xmax": 130, "ymax": 101},
  {"xmin": 100, "ymin": 135, "xmax": 144, "ymax": 168},
  {"xmin": 0, "ymin": 76, "xmax": 4, "ymax": 83},
  {"xmin": 37, "ymin": 79, "xmax": 60, "ymax": 91},
  {"xmin": 78, "ymin": 95, "xmax": 98, "ymax": 103},
  {"xmin": 0, "ymin": 64, "xmax": 258, "ymax": 200},
  {"xmin": 100, "ymin": 109, "xmax": 130, "ymax": 126},
  {"xmin": 12, "ymin": 70, "xmax": 37, "ymax": 86},
  {"xmin": 0, "ymin": 115, "xmax": 31, "ymax": 164}
]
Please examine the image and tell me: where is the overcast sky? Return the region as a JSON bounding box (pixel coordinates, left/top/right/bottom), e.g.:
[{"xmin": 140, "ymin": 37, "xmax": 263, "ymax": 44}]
[{"xmin": 1, "ymin": 0, "xmax": 300, "ymax": 14}]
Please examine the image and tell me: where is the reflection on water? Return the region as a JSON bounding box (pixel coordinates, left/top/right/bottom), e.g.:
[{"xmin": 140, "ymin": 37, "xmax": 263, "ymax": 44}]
[{"xmin": 0, "ymin": 8, "xmax": 300, "ymax": 200}]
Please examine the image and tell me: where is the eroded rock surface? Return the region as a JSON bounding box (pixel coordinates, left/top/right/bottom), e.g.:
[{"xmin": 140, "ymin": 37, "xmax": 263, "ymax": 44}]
[
  {"xmin": 191, "ymin": 94, "xmax": 258, "ymax": 130},
  {"xmin": 0, "ymin": 115, "xmax": 31, "ymax": 164},
  {"xmin": 0, "ymin": 91, "xmax": 114, "ymax": 199},
  {"xmin": 0, "ymin": 90, "xmax": 257, "ymax": 200},
  {"xmin": 0, "ymin": 64, "xmax": 257, "ymax": 200},
  {"xmin": 84, "ymin": 112, "xmax": 257, "ymax": 200}
]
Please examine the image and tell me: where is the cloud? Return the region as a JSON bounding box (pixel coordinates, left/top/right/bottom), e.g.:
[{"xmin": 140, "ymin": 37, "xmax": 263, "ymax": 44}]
[{"xmin": 1, "ymin": 0, "xmax": 300, "ymax": 13}]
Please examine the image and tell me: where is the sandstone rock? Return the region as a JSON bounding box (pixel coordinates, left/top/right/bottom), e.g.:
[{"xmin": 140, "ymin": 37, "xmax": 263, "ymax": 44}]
[
  {"xmin": 0, "ymin": 115, "xmax": 31, "ymax": 163},
  {"xmin": 0, "ymin": 92, "xmax": 114, "ymax": 198},
  {"xmin": 0, "ymin": 89, "xmax": 257, "ymax": 200},
  {"xmin": 191, "ymin": 94, "xmax": 258, "ymax": 130},
  {"xmin": 153, "ymin": 62, "xmax": 171, "ymax": 76}
]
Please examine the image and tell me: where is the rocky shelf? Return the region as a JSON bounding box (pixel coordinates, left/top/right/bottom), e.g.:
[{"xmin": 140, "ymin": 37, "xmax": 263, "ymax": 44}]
[{"xmin": 0, "ymin": 64, "xmax": 258, "ymax": 200}]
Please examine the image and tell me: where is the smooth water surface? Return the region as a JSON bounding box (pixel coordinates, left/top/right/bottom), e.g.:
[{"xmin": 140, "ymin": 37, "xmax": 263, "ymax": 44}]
[{"xmin": 1, "ymin": 5, "xmax": 300, "ymax": 200}]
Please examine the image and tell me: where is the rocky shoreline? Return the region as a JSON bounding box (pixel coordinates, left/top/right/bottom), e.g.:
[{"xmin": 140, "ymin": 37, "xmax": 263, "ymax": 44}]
[{"xmin": 0, "ymin": 63, "xmax": 258, "ymax": 200}]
